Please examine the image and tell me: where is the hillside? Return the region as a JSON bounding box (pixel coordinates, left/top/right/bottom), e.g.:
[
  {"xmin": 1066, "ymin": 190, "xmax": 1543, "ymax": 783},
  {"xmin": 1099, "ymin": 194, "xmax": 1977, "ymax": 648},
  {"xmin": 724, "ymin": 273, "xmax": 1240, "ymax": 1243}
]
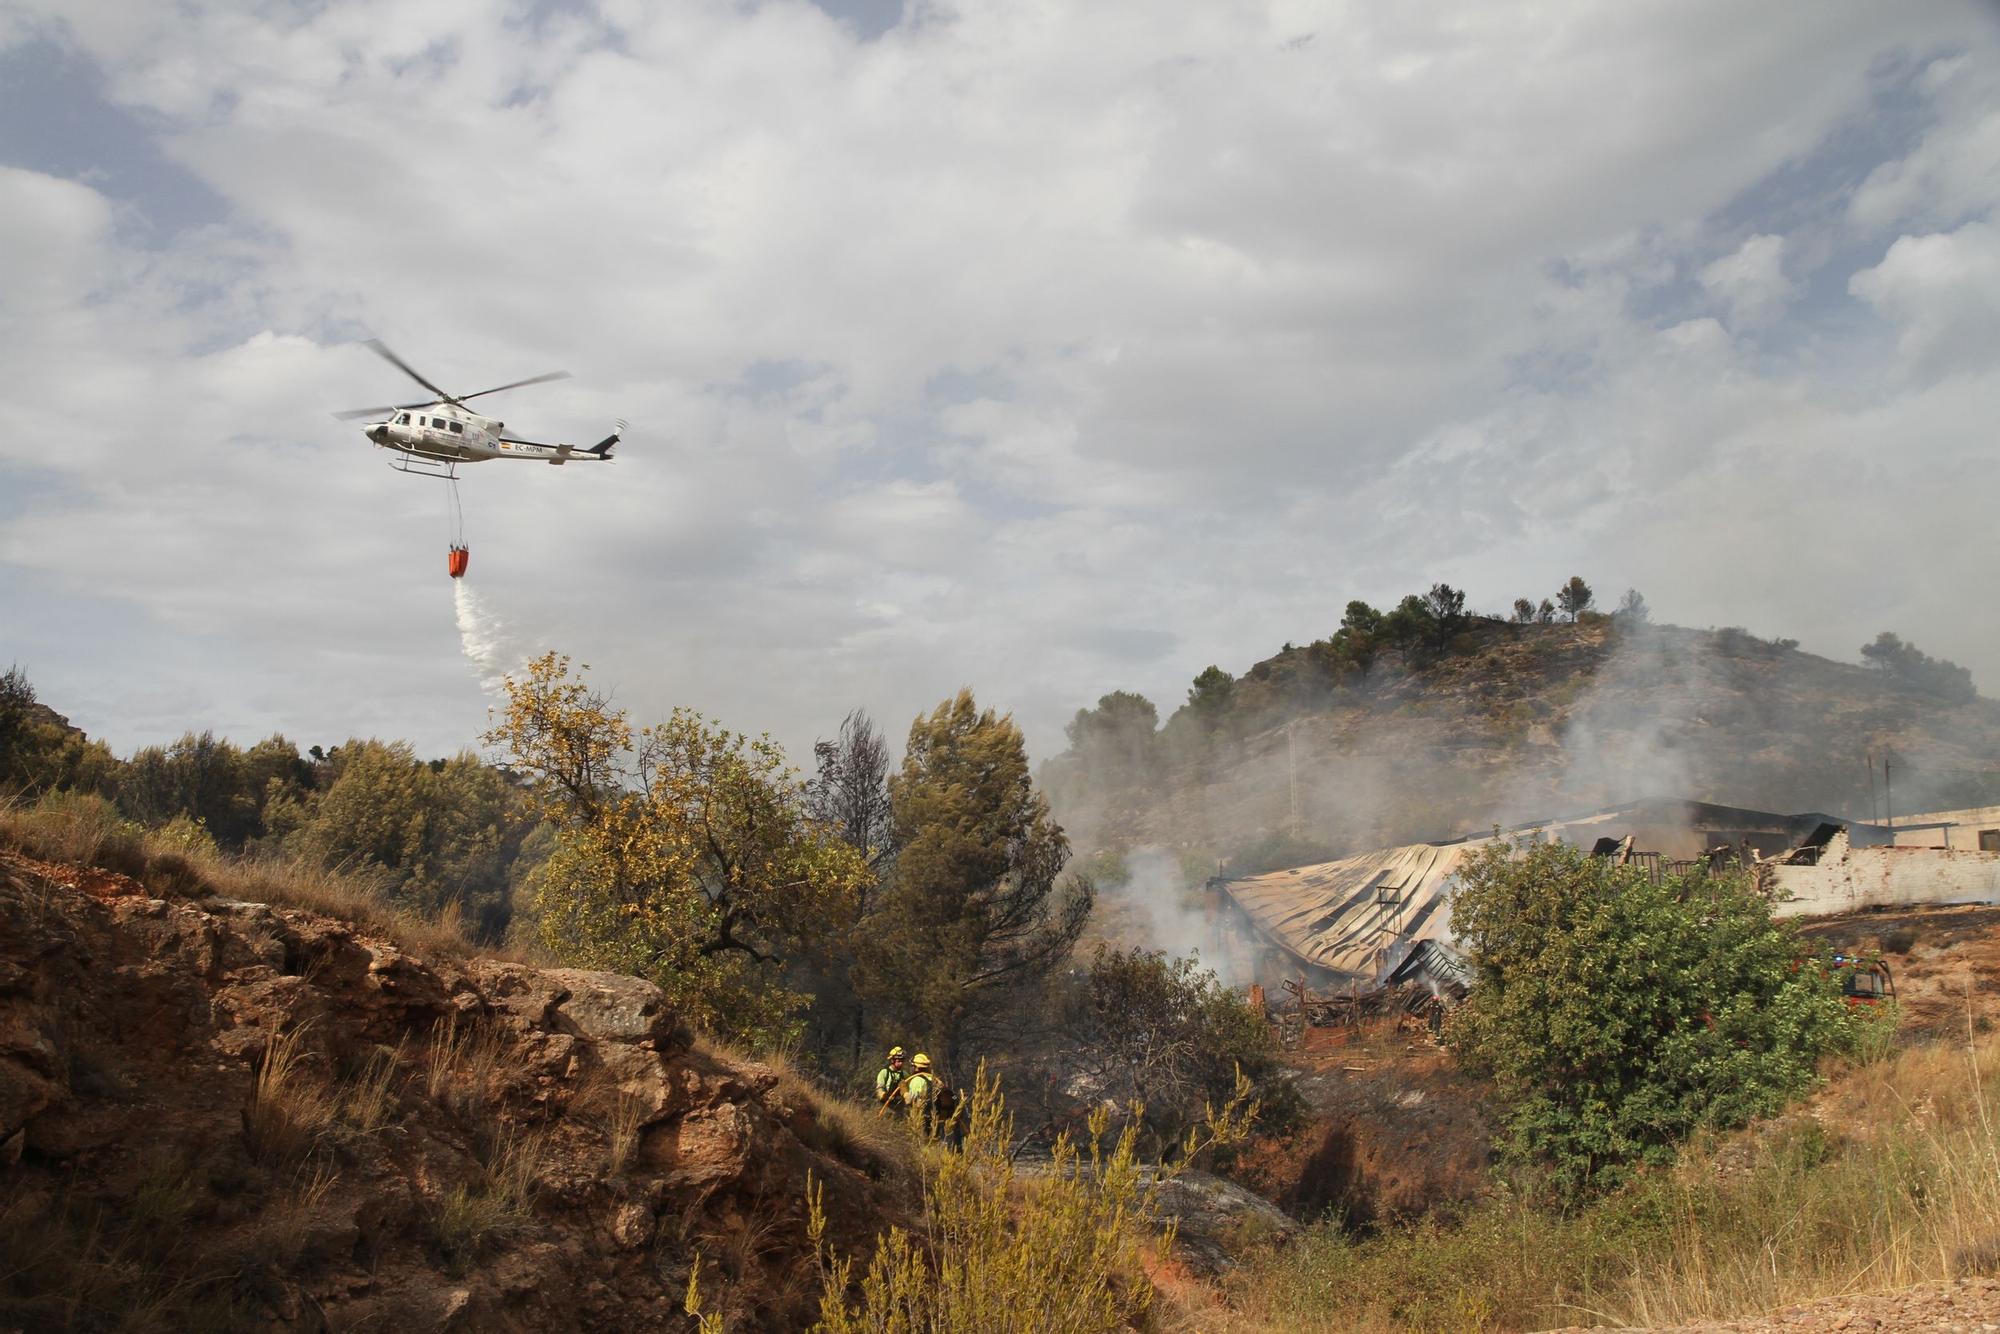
[
  {"xmin": 0, "ymin": 842, "xmax": 915, "ymax": 1330},
  {"xmin": 1045, "ymin": 618, "xmax": 2000, "ymax": 863}
]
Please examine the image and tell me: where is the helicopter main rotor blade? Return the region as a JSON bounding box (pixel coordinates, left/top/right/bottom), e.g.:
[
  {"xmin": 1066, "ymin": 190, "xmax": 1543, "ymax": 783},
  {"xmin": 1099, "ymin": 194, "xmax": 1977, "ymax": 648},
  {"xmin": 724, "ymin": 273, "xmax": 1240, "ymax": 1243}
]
[
  {"xmin": 332, "ymin": 397, "xmax": 444, "ymax": 420},
  {"xmin": 458, "ymin": 370, "xmax": 571, "ymax": 403},
  {"xmin": 363, "ymin": 339, "xmax": 457, "ymax": 403}
]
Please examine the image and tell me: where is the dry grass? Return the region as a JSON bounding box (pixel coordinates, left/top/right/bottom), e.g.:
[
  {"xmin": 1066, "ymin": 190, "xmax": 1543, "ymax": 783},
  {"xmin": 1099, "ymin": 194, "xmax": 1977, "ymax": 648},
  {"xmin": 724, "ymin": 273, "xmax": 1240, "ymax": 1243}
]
[
  {"xmin": 243, "ymin": 1024, "xmax": 340, "ymax": 1166},
  {"xmin": 604, "ymin": 1086, "xmax": 648, "ymax": 1175},
  {"xmin": 1227, "ymin": 1011, "xmax": 2000, "ymax": 1332},
  {"xmin": 340, "ymin": 1038, "xmax": 408, "ymax": 1134},
  {"xmin": 198, "ymin": 851, "xmax": 481, "ymax": 959},
  {"xmin": 0, "ymin": 791, "xmax": 498, "ymax": 961},
  {"xmin": 1609, "ymin": 1019, "xmax": 2000, "ymax": 1326},
  {"xmin": 0, "ymin": 790, "xmax": 147, "ymax": 876},
  {"xmin": 424, "ymin": 1012, "xmax": 512, "ymax": 1115},
  {"xmin": 0, "ymin": 1144, "xmax": 248, "ymax": 1330},
  {"xmin": 254, "ymin": 1162, "xmax": 342, "ymax": 1269},
  {"xmin": 433, "ymin": 1123, "xmax": 547, "ymax": 1277}
]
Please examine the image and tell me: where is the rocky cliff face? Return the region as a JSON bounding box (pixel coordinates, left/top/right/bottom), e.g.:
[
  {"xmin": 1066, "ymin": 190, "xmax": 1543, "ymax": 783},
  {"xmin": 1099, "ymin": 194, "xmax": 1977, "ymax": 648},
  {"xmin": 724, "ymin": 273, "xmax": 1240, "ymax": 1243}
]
[{"xmin": 0, "ymin": 848, "xmax": 912, "ymax": 1330}]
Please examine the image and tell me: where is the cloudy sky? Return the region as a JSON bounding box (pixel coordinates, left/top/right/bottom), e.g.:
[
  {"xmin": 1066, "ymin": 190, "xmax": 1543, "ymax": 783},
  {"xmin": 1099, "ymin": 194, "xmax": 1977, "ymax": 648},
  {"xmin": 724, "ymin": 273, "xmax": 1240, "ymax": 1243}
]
[{"xmin": 3, "ymin": 0, "xmax": 1998, "ymax": 766}]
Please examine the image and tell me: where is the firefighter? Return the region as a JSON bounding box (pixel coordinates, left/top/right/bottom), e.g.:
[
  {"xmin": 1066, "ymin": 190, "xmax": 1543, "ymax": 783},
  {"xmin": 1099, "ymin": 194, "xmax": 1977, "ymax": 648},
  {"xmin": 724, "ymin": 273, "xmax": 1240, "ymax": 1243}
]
[
  {"xmin": 874, "ymin": 1046, "xmax": 908, "ymax": 1106},
  {"xmin": 901, "ymin": 1053, "xmax": 960, "ymax": 1145},
  {"xmin": 901, "ymin": 1053, "xmax": 937, "ymax": 1126}
]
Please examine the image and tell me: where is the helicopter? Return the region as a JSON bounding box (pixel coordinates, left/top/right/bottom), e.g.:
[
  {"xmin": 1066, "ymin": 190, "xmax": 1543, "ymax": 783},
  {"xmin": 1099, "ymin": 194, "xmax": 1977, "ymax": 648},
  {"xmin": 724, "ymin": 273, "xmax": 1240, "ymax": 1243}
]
[
  {"xmin": 333, "ymin": 340, "xmax": 621, "ymax": 474},
  {"xmin": 333, "ymin": 340, "xmax": 624, "ymax": 579}
]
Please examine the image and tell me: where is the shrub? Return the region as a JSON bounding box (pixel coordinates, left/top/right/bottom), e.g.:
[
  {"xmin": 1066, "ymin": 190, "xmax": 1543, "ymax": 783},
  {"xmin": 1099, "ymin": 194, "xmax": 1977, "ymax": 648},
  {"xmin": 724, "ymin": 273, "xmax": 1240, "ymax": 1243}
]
[
  {"xmin": 1446, "ymin": 839, "xmax": 1862, "ymax": 1197},
  {"xmin": 1055, "ymin": 945, "xmax": 1288, "ymax": 1152},
  {"xmin": 0, "ymin": 790, "xmax": 146, "ymax": 876},
  {"xmin": 1234, "ymin": 1027, "xmax": 2000, "ymax": 1330},
  {"xmin": 795, "ymin": 1066, "xmax": 1256, "ymax": 1334}
]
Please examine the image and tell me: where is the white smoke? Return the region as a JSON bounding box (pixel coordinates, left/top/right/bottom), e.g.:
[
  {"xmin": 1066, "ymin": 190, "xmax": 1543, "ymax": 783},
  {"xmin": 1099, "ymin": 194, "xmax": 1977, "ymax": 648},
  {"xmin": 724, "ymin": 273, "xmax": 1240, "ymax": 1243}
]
[
  {"xmin": 1094, "ymin": 844, "xmax": 1254, "ymax": 988},
  {"xmin": 452, "ymin": 580, "xmax": 522, "ymax": 697}
]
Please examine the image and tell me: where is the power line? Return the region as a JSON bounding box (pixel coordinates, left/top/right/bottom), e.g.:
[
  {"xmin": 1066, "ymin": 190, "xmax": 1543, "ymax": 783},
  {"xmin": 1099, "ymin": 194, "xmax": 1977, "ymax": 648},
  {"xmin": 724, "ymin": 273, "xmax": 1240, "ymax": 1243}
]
[{"xmin": 1881, "ymin": 762, "xmax": 2000, "ymax": 778}]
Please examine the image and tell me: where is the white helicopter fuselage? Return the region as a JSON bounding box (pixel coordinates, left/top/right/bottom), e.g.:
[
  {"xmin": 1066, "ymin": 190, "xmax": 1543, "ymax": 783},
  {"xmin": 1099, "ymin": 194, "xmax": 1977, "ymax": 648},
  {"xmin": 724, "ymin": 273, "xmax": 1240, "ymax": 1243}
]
[{"xmin": 365, "ymin": 405, "xmax": 609, "ymax": 465}]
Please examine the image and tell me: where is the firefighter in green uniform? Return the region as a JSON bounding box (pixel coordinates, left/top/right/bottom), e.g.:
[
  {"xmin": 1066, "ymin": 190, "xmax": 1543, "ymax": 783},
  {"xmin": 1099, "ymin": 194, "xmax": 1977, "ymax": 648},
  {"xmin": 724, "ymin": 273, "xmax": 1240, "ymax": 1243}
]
[
  {"xmin": 874, "ymin": 1046, "xmax": 907, "ymax": 1107},
  {"xmin": 901, "ymin": 1053, "xmax": 959, "ymax": 1145}
]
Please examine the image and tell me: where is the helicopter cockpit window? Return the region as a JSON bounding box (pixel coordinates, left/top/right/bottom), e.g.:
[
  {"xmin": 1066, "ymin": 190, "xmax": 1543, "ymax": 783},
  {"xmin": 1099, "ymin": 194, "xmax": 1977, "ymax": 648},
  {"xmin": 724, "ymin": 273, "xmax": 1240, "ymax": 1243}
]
[
  {"xmin": 448, "ymin": 420, "xmax": 463, "ymax": 433},
  {"xmin": 396, "ymin": 413, "xmax": 410, "ymax": 424}
]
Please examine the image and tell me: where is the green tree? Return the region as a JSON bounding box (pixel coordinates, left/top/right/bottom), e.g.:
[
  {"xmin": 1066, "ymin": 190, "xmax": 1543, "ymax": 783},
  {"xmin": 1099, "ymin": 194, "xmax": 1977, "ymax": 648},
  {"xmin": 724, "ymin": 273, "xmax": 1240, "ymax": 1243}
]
[
  {"xmin": 1511, "ymin": 597, "xmax": 1536, "ymax": 624},
  {"xmin": 1422, "ymin": 582, "xmax": 1467, "ymax": 650},
  {"xmin": 1062, "ymin": 691, "xmax": 1159, "ymax": 787},
  {"xmin": 0, "ymin": 666, "xmax": 36, "ymax": 791},
  {"xmin": 865, "ymin": 690, "xmax": 1092, "ymax": 1066},
  {"xmin": 0, "ymin": 666, "xmax": 118, "ymax": 798},
  {"xmin": 1446, "ymin": 839, "xmax": 1860, "ymax": 1198},
  {"xmin": 1324, "ymin": 599, "xmax": 1387, "ymax": 674},
  {"xmin": 283, "ymin": 740, "xmax": 531, "ymax": 937},
  {"xmin": 1556, "ymin": 575, "xmax": 1594, "ymax": 622},
  {"xmin": 1339, "ymin": 600, "xmax": 1383, "ymax": 638},
  {"xmin": 1860, "ymin": 631, "xmax": 1976, "ymax": 702},
  {"xmin": 491, "ymin": 653, "xmax": 870, "ymax": 1045},
  {"xmin": 118, "ymin": 731, "xmax": 260, "ymax": 847},
  {"xmin": 1186, "ymin": 666, "xmax": 1235, "ymax": 725},
  {"xmin": 1422, "ymin": 582, "xmax": 1466, "ymax": 626},
  {"xmin": 804, "ymin": 709, "xmax": 897, "ymax": 1070},
  {"xmin": 287, "ymin": 738, "xmax": 431, "ymax": 876},
  {"xmin": 240, "ymin": 734, "xmax": 315, "ymax": 833},
  {"xmin": 1377, "ymin": 593, "xmax": 1437, "ymax": 651}
]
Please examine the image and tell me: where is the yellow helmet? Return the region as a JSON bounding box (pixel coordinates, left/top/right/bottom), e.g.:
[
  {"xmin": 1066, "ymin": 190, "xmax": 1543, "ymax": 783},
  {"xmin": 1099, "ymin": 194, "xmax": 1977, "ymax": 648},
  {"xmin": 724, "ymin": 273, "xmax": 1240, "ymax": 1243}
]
[
  {"xmin": 887, "ymin": 1046, "xmax": 905, "ymax": 1059},
  {"xmin": 912, "ymin": 1053, "xmax": 932, "ymax": 1071}
]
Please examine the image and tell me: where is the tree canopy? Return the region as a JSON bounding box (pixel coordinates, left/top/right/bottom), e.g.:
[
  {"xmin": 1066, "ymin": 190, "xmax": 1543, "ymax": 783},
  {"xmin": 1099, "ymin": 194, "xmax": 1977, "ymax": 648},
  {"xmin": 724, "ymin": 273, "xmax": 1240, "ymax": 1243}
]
[
  {"xmin": 864, "ymin": 689, "xmax": 1092, "ymax": 1064},
  {"xmin": 1860, "ymin": 632, "xmax": 1976, "ymax": 702},
  {"xmin": 489, "ymin": 653, "xmax": 871, "ymax": 1044},
  {"xmin": 1446, "ymin": 839, "xmax": 1864, "ymax": 1197}
]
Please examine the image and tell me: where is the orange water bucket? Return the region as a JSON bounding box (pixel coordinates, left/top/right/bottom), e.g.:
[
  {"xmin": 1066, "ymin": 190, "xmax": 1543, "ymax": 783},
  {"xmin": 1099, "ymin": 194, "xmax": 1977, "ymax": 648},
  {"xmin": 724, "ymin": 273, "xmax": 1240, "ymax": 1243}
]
[{"xmin": 447, "ymin": 546, "xmax": 469, "ymax": 579}]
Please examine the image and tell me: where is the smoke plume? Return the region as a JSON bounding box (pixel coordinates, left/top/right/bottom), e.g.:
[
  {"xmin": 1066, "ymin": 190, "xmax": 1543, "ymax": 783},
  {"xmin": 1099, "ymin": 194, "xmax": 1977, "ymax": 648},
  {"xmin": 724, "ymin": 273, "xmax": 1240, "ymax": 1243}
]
[{"xmin": 1093, "ymin": 845, "xmax": 1254, "ymax": 987}]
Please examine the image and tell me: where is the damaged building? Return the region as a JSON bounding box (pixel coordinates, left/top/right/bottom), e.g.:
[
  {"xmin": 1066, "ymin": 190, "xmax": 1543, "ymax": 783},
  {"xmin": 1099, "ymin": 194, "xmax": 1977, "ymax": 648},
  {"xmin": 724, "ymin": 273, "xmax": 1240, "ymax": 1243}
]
[{"xmin": 1213, "ymin": 798, "xmax": 2000, "ymax": 993}]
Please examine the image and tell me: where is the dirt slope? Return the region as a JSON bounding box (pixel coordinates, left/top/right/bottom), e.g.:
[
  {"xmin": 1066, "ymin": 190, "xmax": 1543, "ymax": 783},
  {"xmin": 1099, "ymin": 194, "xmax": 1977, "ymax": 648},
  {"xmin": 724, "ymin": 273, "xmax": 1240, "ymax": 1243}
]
[
  {"xmin": 1235, "ymin": 1022, "xmax": 1494, "ymax": 1229},
  {"xmin": 0, "ymin": 849, "xmax": 913, "ymax": 1330}
]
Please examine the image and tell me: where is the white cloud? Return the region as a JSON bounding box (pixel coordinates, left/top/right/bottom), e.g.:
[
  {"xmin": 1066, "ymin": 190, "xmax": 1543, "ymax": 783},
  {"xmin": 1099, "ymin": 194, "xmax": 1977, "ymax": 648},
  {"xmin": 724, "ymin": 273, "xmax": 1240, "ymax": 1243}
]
[
  {"xmin": 1849, "ymin": 52, "xmax": 2000, "ymax": 235},
  {"xmin": 1699, "ymin": 234, "xmax": 1796, "ymax": 329},
  {"xmin": 1, "ymin": 0, "xmax": 1997, "ymax": 766},
  {"xmin": 1849, "ymin": 221, "xmax": 2000, "ymax": 381}
]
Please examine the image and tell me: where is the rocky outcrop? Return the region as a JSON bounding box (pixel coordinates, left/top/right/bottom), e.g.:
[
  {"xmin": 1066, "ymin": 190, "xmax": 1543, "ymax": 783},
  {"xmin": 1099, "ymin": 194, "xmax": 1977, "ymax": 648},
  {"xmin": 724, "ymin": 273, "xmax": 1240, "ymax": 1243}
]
[
  {"xmin": 1143, "ymin": 1168, "xmax": 1299, "ymax": 1277},
  {"xmin": 0, "ymin": 850, "xmax": 912, "ymax": 1330}
]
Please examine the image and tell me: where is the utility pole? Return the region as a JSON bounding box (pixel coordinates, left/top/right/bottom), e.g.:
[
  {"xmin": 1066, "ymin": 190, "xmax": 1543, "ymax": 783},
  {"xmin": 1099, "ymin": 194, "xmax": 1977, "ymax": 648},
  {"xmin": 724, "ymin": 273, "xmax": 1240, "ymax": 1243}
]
[
  {"xmin": 1885, "ymin": 759, "xmax": 1893, "ymax": 833},
  {"xmin": 1287, "ymin": 723, "xmax": 1300, "ymax": 839}
]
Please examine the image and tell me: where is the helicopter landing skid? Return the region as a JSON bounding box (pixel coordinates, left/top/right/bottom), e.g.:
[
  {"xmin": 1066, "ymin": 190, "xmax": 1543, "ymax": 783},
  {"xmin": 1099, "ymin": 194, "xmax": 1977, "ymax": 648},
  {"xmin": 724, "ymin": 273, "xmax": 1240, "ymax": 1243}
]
[{"xmin": 386, "ymin": 452, "xmax": 460, "ymax": 479}]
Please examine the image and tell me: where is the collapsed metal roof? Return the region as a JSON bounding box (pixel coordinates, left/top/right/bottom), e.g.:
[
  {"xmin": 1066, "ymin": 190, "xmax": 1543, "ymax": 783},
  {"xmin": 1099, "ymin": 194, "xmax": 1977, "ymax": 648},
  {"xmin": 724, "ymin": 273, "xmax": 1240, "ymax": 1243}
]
[
  {"xmin": 1222, "ymin": 839, "xmax": 1480, "ymax": 981},
  {"xmin": 1219, "ymin": 799, "xmax": 1902, "ymax": 983}
]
